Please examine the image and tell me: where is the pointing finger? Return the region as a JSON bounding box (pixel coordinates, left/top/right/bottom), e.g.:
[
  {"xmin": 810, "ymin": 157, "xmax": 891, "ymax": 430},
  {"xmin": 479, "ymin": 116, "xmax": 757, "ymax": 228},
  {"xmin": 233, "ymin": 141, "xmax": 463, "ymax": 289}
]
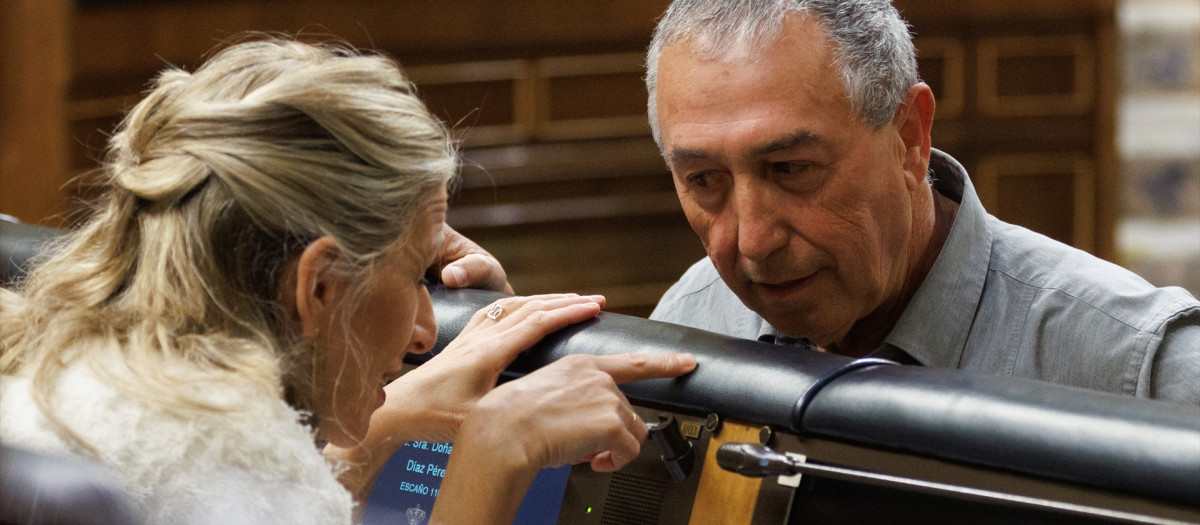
[{"xmin": 589, "ymin": 353, "xmax": 698, "ymax": 384}]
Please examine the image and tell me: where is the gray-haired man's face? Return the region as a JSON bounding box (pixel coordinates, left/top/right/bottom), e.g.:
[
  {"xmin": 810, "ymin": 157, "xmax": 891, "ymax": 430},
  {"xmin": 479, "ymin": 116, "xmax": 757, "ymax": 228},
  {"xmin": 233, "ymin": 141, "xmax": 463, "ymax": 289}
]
[{"xmin": 655, "ymin": 13, "xmax": 927, "ymax": 348}]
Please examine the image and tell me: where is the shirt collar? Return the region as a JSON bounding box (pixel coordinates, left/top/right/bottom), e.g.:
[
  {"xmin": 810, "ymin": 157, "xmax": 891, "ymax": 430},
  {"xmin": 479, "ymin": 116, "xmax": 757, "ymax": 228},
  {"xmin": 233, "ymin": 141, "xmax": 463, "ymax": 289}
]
[
  {"xmin": 756, "ymin": 320, "xmax": 820, "ymax": 351},
  {"xmin": 882, "ymin": 149, "xmax": 992, "ymax": 368},
  {"xmin": 756, "ymin": 319, "xmax": 778, "ymax": 343}
]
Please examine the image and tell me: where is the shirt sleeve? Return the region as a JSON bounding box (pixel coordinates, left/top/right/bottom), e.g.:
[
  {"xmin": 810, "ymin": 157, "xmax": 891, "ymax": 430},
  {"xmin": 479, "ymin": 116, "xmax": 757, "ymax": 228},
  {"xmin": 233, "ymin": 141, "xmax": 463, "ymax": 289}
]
[
  {"xmin": 647, "ymin": 258, "xmax": 767, "ymax": 339},
  {"xmin": 649, "ymin": 258, "xmax": 720, "ymax": 326},
  {"xmin": 1147, "ymin": 305, "xmax": 1200, "ymax": 405},
  {"xmin": 649, "ymin": 274, "xmax": 691, "ymax": 324}
]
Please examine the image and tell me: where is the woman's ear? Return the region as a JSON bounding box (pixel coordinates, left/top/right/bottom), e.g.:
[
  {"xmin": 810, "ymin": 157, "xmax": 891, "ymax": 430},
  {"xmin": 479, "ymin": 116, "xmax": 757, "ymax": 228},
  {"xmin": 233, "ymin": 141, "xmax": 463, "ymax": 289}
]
[{"xmin": 294, "ymin": 236, "xmax": 346, "ymax": 337}]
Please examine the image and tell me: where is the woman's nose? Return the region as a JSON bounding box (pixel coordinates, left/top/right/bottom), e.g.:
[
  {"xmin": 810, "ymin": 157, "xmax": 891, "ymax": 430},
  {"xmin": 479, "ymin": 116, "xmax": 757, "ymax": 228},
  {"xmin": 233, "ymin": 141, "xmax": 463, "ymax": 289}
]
[{"xmin": 407, "ymin": 288, "xmax": 438, "ymax": 354}]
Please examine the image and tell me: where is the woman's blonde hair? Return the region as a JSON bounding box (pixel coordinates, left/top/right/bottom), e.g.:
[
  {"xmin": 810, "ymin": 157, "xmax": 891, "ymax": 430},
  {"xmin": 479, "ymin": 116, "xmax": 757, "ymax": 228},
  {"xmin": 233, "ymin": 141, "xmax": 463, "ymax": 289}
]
[{"xmin": 0, "ymin": 38, "xmax": 456, "ymax": 454}]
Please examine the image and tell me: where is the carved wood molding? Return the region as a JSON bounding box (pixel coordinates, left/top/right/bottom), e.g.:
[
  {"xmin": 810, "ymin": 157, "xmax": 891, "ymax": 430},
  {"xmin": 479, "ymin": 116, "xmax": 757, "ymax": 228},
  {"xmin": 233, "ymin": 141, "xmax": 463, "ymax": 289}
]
[
  {"xmin": 977, "ymin": 35, "xmax": 1096, "ymax": 117},
  {"xmin": 916, "ymin": 37, "xmax": 966, "ymax": 120},
  {"xmin": 976, "ymin": 153, "xmax": 1097, "ymax": 252}
]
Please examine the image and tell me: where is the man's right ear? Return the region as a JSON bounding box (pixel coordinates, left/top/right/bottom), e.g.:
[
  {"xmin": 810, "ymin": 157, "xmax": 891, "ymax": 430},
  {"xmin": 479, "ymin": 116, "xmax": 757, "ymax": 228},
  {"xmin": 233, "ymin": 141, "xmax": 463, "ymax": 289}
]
[
  {"xmin": 896, "ymin": 82, "xmax": 937, "ymax": 191},
  {"xmin": 293, "ymin": 236, "xmax": 345, "ymax": 337}
]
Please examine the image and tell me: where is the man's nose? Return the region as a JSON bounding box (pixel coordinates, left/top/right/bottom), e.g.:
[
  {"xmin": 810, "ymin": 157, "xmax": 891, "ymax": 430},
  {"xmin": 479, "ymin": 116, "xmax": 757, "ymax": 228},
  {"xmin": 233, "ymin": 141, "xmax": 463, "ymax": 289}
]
[{"xmin": 732, "ymin": 179, "xmax": 788, "ymax": 262}]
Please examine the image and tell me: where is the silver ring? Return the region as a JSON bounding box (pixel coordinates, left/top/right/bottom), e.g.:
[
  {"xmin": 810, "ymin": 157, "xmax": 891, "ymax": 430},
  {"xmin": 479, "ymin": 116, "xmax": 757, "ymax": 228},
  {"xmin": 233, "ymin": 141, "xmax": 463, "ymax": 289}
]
[{"xmin": 486, "ymin": 303, "xmax": 504, "ymax": 321}]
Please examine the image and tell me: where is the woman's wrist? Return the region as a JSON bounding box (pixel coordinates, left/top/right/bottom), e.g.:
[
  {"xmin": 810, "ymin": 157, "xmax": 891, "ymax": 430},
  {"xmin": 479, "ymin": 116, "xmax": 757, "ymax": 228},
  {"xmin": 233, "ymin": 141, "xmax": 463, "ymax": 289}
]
[
  {"xmin": 430, "ymin": 415, "xmax": 539, "ymax": 524},
  {"xmin": 380, "ymin": 368, "xmax": 470, "ymax": 443}
]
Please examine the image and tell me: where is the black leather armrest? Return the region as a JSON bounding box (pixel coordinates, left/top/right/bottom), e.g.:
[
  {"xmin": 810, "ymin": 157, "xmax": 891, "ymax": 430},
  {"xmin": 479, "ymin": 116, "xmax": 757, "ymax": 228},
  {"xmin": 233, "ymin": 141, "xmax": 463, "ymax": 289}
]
[
  {"xmin": 424, "ymin": 286, "xmax": 856, "ymax": 430},
  {"xmin": 424, "ymin": 287, "xmax": 1200, "ymax": 507},
  {"xmin": 806, "ymin": 364, "xmax": 1200, "ymax": 506}
]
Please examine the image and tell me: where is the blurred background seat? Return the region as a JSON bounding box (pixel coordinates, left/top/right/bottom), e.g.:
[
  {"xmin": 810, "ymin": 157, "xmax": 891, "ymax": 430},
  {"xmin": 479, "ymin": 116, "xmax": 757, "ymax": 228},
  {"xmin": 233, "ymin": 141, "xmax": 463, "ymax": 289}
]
[
  {"xmin": 0, "ymin": 445, "xmax": 144, "ymax": 525},
  {"xmin": 0, "ymin": 215, "xmax": 63, "ymax": 287}
]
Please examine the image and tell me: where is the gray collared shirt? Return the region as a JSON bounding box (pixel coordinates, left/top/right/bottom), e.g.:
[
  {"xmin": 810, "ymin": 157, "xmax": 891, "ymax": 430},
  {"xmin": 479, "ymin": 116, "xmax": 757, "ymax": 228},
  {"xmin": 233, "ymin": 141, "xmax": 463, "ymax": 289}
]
[{"xmin": 651, "ymin": 150, "xmax": 1200, "ymax": 405}]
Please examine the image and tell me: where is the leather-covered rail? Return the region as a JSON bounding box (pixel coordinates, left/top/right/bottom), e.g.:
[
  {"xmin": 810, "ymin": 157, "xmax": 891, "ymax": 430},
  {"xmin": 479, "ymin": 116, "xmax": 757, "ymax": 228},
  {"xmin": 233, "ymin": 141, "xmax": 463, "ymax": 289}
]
[{"xmin": 424, "ymin": 286, "xmax": 1200, "ymax": 508}]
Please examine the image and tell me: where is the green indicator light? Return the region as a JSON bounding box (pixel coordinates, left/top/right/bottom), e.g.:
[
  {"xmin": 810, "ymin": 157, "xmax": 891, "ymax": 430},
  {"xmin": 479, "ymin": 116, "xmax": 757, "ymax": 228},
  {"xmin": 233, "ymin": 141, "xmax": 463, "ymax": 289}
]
[{"xmin": 586, "ymin": 507, "xmax": 592, "ymax": 514}]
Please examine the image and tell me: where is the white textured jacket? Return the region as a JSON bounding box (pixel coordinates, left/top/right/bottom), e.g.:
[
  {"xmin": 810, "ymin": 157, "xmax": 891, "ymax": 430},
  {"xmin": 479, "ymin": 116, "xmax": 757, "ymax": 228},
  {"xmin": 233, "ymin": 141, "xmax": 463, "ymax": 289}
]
[{"xmin": 0, "ymin": 361, "xmax": 354, "ymax": 524}]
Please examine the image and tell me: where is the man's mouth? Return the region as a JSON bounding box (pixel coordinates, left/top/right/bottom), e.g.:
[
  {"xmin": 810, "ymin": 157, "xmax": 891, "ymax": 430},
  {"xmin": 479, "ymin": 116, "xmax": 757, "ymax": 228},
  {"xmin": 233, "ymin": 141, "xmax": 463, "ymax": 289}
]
[{"xmin": 748, "ymin": 271, "xmax": 818, "ymax": 301}]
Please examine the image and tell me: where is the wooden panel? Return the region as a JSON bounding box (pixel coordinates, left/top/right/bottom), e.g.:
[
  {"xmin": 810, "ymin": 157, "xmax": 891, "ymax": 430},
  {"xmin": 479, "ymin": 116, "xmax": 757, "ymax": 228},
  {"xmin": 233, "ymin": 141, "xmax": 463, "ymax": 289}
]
[
  {"xmin": 409, "ymin": 53, "xmax": 653, "ymax": 145},
  {"xmin": 894, "ymin": 0, "xmax": 1117, "ymax": 24},
  {"xmin": 70, "ymin": 0, "xmax": 670, "ymax": 87},
  {"xmin": 899, "ymin": 4, "xmax": 1117, "ymax": 261},
  {"xmin": 977, "ymin": 35, "xmax": 1095, "ymax": 117},
  {"xmin": 538, "ymin": 53, "xmax": 650, "ymax": 140},
  {"xmin": 463, "ymin": 216, "xmax": 702, "ymax": 316},
  {"xmin": 449, "ymin": 139, "xmax": 702, "ymax": 316},
  {"xmin": 916, "ymin": 37, "xmax": 966, "ymax": 120},
  {"xmin": 976, "ymin": 153, "xmax": 1096, "ymax": 252},
  {"xmin": 687, "ymin": 421, "xmax": 763, "ymax": 525},
  {"xmin": 65, "ymin": 113, "xmax": 122, "ymax": 222},
  {"xmin": 0, "ymin": 0, "xmax": 71, "ymax": 226},
  {"xmin": 1093, "ymin": 14, "xmax": 1119, "ymax": 261},
  {"xmin": 407, "ymin": 60, "xmax": 532, "ymax": 146}
]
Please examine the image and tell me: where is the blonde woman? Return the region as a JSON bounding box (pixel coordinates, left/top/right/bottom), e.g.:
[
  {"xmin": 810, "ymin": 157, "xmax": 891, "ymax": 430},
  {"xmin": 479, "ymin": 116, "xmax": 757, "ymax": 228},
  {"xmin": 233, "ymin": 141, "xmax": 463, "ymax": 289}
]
[{"xmin": 0, "ymin": 39, "xmax": 695, "ymax": 524}]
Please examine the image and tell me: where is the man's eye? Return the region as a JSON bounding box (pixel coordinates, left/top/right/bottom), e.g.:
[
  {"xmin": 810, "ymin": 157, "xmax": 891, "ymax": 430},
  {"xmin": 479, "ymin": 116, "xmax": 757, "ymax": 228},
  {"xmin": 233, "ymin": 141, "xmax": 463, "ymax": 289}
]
[
  {"xmin": 688, "ymin": 172, "xmax": 711, "ymax": 188},
  {"xmin": 771, "ymin": 161, "xmax": 808, "ymax": 175}
]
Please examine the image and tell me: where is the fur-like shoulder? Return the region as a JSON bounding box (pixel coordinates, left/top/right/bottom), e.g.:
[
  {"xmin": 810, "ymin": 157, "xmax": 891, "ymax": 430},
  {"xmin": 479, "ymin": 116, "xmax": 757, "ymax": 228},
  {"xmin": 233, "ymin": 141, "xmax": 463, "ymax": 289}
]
[{"xmin": 0, "ymin": 360, "xmax": 354, "ymax": 524}]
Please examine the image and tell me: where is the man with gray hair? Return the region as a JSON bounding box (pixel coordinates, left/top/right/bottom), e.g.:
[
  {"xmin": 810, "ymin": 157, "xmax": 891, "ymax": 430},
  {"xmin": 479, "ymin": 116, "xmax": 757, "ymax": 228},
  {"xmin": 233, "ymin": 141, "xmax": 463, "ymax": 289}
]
[{"xmin": 645, "ymin": 0, "xmax": 1199, "ymax": 403}]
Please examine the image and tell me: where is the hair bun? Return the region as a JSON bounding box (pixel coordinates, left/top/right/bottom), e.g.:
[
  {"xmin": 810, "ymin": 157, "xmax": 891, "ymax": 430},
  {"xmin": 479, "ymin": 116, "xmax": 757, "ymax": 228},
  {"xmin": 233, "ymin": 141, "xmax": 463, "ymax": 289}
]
[
  {"xmin": 107, "ymin": 68, "xmax": 215, "ymax": 204},
  {"xmin": 114, "ymin": 152, "xmax": 210, "ymax": 204}
]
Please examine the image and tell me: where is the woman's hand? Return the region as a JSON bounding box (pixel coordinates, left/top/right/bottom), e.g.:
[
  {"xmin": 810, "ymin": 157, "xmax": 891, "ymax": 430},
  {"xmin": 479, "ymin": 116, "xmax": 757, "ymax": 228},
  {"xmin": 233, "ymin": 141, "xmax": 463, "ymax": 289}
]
[
  {"xmin": 474, "ymin": 352, "xmax": 698, "ymax": 471},
  {"xmin": 325, "ymin": 293, "xmax": 614, "ymax": 504},
  {"xmin": 431, "ymin": 351, "xmax": 697, "ymax": 524},
  {"xmin": 373, "ymin": 293, "xmax": 611, "ymax": 444}
]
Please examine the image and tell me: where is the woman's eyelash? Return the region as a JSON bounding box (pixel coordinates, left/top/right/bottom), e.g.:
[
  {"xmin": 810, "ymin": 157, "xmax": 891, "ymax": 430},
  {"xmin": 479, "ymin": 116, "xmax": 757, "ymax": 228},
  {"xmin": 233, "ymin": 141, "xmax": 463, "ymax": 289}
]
[{"xmin": 422, "ymin": 266, "xmax": 441, "ymax": 286}]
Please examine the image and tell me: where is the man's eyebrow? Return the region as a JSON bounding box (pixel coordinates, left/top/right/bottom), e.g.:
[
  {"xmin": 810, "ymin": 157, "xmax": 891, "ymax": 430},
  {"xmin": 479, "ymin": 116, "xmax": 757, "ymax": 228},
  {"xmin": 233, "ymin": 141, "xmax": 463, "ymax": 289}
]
[
  {"xmin": 666, "ymin": 147, "xmax": 715, "ymax": 167},
  {"xmin": 750, "ymin": 130, "xmax": 821, "ymax": 157},
  {"xmin": 666, "ymin": 130, "xmax": 823, "ymax": 167}
]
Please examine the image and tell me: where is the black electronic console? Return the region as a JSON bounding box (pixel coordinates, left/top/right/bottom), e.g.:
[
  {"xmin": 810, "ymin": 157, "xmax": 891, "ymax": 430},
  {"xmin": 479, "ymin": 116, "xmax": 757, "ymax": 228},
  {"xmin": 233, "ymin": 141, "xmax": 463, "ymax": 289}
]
[{"xmin": 387, "ymin": 287, "xmax": 1200, "ymax": 525}]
